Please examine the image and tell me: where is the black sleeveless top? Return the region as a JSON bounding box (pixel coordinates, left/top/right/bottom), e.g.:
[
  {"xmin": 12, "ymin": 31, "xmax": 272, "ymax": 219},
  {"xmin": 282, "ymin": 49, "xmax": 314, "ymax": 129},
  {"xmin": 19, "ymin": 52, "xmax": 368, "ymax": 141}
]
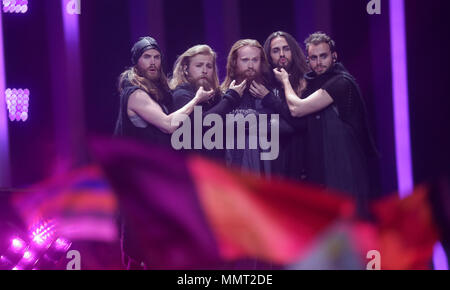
[{"xmin": 114, "ymin": 79, "xmax": 171, "ymax": 147}]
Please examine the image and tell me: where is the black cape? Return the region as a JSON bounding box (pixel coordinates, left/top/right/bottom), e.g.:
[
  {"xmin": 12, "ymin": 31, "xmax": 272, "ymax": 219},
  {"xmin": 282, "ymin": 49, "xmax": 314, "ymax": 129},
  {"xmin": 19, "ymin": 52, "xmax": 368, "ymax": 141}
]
[{"xmin": 303, "ymin": 63, "xmax": 379, "ymax": 218}]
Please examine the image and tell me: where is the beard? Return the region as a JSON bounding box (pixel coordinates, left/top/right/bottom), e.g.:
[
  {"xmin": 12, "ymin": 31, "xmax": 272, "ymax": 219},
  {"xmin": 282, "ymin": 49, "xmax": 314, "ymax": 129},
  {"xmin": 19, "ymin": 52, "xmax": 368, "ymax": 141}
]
[
  {"xmin": 235, "ymin": 68, "xmax": 264, "ymax": 88},
  {"xmin": 276, "ymin": 57, "xmax": 292, "ymax": 71},
  {"xmin": 313, "ymin": 63, "xmax": 332, "ymax": 75},
  {"xmin": 191, "ymin": 76, "xmax": 213, "ymax": 91},
  {"xmin": 137, "ymin": 65, "xmax": 160, "ymax": 82}
]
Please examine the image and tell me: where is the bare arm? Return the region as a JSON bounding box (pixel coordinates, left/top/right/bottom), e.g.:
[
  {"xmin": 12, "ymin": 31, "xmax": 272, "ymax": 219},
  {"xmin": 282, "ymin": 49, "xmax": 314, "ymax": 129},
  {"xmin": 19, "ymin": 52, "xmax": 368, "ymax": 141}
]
[
  {"xmin": 274, "ymin": 68, "xmax": 334, "ymax": 118},
  {"xmin": 128, "ymin": 87, "xmax": 213, "ymax": 134}
]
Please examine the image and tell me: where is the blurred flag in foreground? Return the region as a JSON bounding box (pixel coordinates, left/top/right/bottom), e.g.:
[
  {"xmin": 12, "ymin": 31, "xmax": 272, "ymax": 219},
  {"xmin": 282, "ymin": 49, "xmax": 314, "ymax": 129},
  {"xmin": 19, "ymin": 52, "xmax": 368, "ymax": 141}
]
[
  {"xmin": 11, "ymin": 166, "xmax": 118, "ymax": 243},
  {"xmin": 9, "ymin": 137, "xmax": 443, "ymax": 269}
]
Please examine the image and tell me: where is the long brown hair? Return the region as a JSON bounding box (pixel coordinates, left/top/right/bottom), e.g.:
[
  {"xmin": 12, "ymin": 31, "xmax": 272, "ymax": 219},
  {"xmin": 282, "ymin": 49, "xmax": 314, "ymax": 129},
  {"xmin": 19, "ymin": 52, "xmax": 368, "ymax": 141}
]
[
  {"xmin": 220, "ymin": 39, "xmax": 271, "ymax": 92},
  {"xmin": 263, "ymin": 31, "xmax": 308, "ymax": 92},
  {"xmin": 118, "ymin": 65, "xmax": 170, "ymax": 103}
]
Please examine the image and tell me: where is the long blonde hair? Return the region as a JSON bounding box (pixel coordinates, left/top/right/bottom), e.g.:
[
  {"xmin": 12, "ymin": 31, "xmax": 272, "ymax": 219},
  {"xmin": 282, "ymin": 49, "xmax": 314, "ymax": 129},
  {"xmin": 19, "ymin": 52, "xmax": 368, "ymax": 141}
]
[
  {"xmin": 220, "ymin": 39, "xmax": 270, "ymax": 92},
  {"xmin": 169, "ymin": 44, "xmax": 220, "ymax": 91}
]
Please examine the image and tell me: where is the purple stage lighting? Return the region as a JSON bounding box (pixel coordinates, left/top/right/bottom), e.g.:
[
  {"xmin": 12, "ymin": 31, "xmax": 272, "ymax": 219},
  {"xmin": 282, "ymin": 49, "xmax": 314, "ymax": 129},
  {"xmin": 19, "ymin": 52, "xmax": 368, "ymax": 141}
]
[
  {"xmin": 45, "ymin": 237, "xmax": 72, "ymax": 262},
  {"xmin": 5, "ymin": 88, "xmax": 29, "ymax": 122},
  {"xmin": 390, "ymin": 0, "xmax": 413, "ymax": 198},
  {"xmin": 30, "ymin": 220, "xmax": 56, "ymax": 248},
  {"xmin": 0, "ymin": 255, "xmax": 15, "ymax": 270},
  {"xmin": 53, "ymin": 237, "xmax": 72, "ymax": 252},
  {"xmin": 10, "ymin": 237, "xmax": 26, "ymax": 253},
  {"xmin": 23, "ymin": 250, "xmax": 33, "ymax": 260},
  {"xmin": 15, "ymin": 249, "xmax": 39, "ymax": 270},
  {"xmin": 0, "ymin": 236, "xmax": 28, "ymax": 269},
  {"xmin": 390, "ymin": 0, "xmax": 448, "ymax": 270},
  {"xmin": 2, "ymin": 0, "xmax": 28, "ymax": 14},
  {"xmin": 0, "ymin": 220, "xmax": 73, "ymax": 270},
  {"xmin": 0, "ymin": 4, "xmax": 10, "ymax": 188}
]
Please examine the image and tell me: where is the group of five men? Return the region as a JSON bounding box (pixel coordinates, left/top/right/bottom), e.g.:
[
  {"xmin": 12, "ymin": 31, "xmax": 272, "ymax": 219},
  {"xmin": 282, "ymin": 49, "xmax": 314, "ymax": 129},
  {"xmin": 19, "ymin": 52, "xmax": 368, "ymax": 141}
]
[
  {"xmin": 114, "ymin": 30, "xmax": 378, "ymax": 268},
  {"xmin": 115, "ymin": 31, "xmax": 378, "ymax": 212}
]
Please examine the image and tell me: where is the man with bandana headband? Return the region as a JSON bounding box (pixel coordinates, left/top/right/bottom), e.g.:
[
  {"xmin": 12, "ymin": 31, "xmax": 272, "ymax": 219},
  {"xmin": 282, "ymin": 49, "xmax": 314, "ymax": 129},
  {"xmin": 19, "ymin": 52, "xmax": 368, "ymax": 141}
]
[
  {"xmin": 114, "ymin": 37, "xmax": 214, "ymax": 269},
  {"xmin": 114, "ymin": 37, "xmax": 214, "ymax": 146}
]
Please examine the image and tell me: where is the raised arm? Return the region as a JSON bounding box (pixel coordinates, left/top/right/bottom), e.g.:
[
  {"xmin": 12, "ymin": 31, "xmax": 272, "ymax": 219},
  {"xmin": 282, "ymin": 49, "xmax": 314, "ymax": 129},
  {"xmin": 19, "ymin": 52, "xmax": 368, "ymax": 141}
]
[
  {"xmin": 206, "ymin": 80, "xmax": 246, "ymax": 115},
  {"xmin": 273, "ymin": 68, "xmax": 333, "ymax": 118},
  {"xmin": 128, "ymin": 87, "xmax": 213, "ymax": 134}
]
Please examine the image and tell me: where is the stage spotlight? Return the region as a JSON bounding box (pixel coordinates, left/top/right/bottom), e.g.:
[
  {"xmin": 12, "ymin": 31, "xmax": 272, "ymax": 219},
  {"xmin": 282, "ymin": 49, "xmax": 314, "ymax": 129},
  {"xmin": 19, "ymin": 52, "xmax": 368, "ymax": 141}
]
[
  {"xmin": 5, "ymin": 88, "xmax": 29, "ymax": 121},
  {"xmin": 0, "ymin": 237, "xmax": 28, "ymax": 269},
  {"xmin": 10, "ymin": 237, "xmax": 26, "ymax": 254},
  {"xmin": 0, "ymin": 255, "xmax": 15, "ymax": 270},
  {"xmin": 15, "ymin": 249, "xmax": 39, "ymax": 270},
  {"xmin": 27, "ymin": 236, "xmax": 72, "ymax": 270},
  {"xmin": 30, "ymin": 220, "xmax": 56, "ymax": 249},
  {"xmin": 48, "ymin": 237, "xmax": 72, "ymax": 259},
  {"xmin": 0, "ymin": 220, "xmax": 73, "ymax": 270}
]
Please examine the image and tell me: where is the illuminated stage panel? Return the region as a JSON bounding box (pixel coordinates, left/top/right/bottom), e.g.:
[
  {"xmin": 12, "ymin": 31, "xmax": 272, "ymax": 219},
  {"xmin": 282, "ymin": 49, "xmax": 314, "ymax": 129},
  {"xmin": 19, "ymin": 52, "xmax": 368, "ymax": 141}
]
[
  {"xmin": 2, "ymin": 0, "xmax": 28, "ymax": 14},
  {"xmin": 5, "ymin": 88, "xmax": 29, "ymax": 122}
]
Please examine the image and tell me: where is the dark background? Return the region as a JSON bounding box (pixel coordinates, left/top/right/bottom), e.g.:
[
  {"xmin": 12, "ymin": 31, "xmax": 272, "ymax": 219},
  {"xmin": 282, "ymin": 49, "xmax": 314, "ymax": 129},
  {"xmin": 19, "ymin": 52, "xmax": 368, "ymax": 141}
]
[{"xmin": 2, "ymin": 0, "xmax": 450, "ymax": 197}]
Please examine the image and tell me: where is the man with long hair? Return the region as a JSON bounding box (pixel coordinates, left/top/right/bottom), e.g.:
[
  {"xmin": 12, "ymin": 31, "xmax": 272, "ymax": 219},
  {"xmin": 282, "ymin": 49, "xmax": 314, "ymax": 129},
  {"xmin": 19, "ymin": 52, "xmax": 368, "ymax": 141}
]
[
  {"xmin": 114, "ymin": 37, "xmax": 214, "ymax": 269},
  {"xmin": 249, "ymin": 31, "xmax": 310, "ymax": 181},
  {"xmin": 114, "ymin": 37, "xmax": 214, "ymax": 146},
  {"xmin": 264, "ymin": 31, "xmax": 308, "ymax": 93},
  {"xmin": 170, "ymin": 44, "xmax": 246, "ymax": 160},
  {"xmin": 273, "ymin": 32, "xmax": 379, "ymax": 218},
  {"xmin": 221, "ymin": 39, "xmax": 273, "ymax": 175}
]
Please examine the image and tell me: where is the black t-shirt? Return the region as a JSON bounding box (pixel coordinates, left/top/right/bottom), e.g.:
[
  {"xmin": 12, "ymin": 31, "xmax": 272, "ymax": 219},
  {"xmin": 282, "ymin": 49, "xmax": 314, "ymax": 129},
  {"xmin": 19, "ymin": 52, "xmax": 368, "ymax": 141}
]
[
  {"xmin": 171, "ymin": 83, "xmax": 242, "ymax": 160},
  {"xmin": 172, "ymin": 83, "xmax": 241, "ymax": 116},
  {"xmin": 322, "ymin": 76, "xmax": 354, "ymax": 120}
]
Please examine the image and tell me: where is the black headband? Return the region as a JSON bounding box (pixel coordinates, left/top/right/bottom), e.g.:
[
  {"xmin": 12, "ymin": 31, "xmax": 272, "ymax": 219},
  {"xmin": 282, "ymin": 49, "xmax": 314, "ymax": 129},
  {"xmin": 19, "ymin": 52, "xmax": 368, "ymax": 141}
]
[{"xmin": 131, "ymin": 36, "xmax": 162, "ymax": 65}]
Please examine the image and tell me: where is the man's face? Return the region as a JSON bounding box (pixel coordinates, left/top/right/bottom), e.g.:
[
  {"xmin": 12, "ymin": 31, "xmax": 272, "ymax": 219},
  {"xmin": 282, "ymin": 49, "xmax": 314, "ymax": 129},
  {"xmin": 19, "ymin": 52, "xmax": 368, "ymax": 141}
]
[
  {"xmin": 137, "ymin": 49, "xmax": 161, "ymax": 81},
  {"xmin": 307, "ymin": 42, "xmax": 336, "ymax": 75},
  {"xmin": 270, "ymin": 36, "xmax": 292, "ymax": 70},
  {"xmin": 187, "ymin": 53, "xmax": 214, "ymax": 90},
  {"xmin": 235, "ymin": 45, "xmax": 262, "ymax": 82}
]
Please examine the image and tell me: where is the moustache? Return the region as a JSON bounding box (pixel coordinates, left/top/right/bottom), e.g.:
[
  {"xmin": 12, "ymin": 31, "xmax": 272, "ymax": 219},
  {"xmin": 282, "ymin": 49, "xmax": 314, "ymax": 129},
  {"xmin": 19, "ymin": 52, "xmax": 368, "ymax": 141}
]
[{"xmin": 197, "ymin": 76, "xmax": 211, "ymax": 82}]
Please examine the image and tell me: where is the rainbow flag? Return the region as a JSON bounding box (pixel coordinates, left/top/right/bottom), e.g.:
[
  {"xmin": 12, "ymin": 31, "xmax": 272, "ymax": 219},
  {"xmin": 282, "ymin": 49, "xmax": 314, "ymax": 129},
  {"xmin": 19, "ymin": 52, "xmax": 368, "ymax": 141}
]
[
  {"xmin": 11, "ymin": 166, "xmax": 118, "ymax": 243},
  {"xmin": 11, "ymin": 137, "xmax": 442, "ymax": 269}
]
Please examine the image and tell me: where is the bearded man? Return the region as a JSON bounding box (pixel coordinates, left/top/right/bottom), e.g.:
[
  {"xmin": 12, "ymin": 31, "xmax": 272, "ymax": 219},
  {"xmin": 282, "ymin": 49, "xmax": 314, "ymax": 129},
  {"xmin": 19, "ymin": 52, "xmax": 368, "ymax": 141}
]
[{"xmin": 170, "ymin": 44, "xmax": 246, "ymax": 159}]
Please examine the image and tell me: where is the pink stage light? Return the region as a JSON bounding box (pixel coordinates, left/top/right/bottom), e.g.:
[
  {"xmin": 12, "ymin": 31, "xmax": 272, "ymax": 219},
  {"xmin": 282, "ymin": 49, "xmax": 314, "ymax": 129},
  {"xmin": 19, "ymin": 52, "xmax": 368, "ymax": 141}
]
[
  {"xmin": 2, "ymin": 0, "xmax": 28, "ymax": 14},
  {"xmin": 44, "ymin": 237, "xmax": 72, "ymax": 263},
  {"xmin": 30, "ymin": 220, "xmax": 56, "ymax": 248},
  {"xmin": 0, "ymin": 237, "xmax": 28, "ymax": 270},
  {"xmin": 10, "ymin": 237, "xmax": 26, "ymax": 253},
  {"xmin": 53, "ymin": 237, "xmax": 72, "ymax": 252},
  {"xmin": 0, "ymin": 220, "xmax": 73, "ymax": 270},
  {"xmin": 0, "ymin": 255, "xmax": 14, "ymax": 270},
  {"xmin": 5, "ymin": 88, "xmax": 29, "ymax": 121}
]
